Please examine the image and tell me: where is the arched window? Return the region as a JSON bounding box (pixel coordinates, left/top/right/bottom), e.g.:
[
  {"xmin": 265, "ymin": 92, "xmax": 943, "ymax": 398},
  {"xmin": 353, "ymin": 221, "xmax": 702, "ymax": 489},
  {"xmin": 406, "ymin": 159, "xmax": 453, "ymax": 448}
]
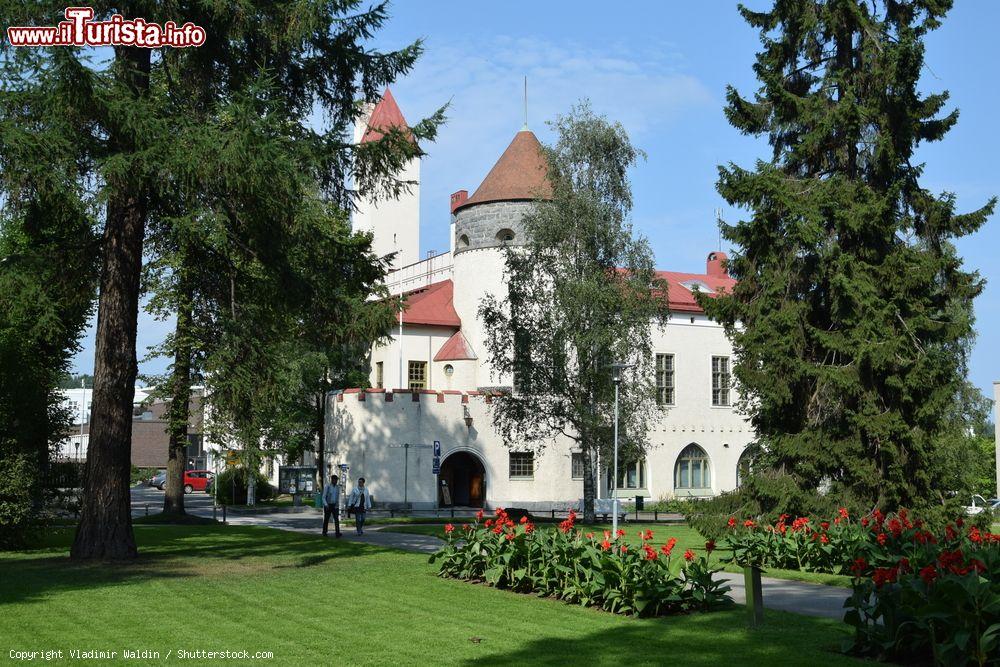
[
  {"xmin": 674, "ymin": 444, "xmax": 711, "ymax": 489},
  {"xmin": 458, "ymin": 234, "xmax": 470, "ymax": 248},
  {"xmin": 496, "ymin": 228, "xmax": 515, "ymax": 243},
  {"xmin": 736, "ymin": 448, "xmax": 752, "ymax": 488}
]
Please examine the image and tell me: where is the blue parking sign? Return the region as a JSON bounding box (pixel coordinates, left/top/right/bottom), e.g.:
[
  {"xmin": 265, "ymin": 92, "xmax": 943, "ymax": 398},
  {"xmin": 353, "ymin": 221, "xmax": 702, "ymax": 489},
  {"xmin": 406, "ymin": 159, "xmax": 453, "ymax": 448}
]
[{"xmin": 433, "ymin": 440, "xmax": 441, "ymax": 456}]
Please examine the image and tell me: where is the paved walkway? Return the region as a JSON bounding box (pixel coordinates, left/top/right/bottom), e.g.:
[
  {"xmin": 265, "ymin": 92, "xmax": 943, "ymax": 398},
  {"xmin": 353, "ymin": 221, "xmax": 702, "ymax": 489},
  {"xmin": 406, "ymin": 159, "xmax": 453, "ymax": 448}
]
[{"xmin": 129, "ymin": 486, "xmax": 850, "ymax": 620}]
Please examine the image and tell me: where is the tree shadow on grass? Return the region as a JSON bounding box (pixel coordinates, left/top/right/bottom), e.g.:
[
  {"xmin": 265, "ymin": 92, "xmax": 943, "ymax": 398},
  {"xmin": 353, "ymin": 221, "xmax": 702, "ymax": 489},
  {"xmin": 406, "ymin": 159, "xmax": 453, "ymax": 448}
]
[
  {"xmin": 462, "ymin": 609, "xmax": 861, "ymax": 667},
  {"xmin": 0, "ymin": 524, "xmax": 394, "ymax": 606}
]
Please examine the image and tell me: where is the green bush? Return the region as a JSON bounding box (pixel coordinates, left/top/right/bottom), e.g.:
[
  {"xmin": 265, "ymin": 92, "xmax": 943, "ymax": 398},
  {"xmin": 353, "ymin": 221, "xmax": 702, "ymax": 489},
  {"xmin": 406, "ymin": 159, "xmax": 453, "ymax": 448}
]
[
  {"xmin": 430, "ymin": 508, "xmax": 732, "ymax": 617},
  {"xmin": 209, "ymin": 466, "xmax": 274, "ymax": 505},
  {"xmin": 0, "ymin": 450, "xmax": 37, "ymax": 549},
  {"xmin": 130, "ymin": 466, "xmax": 159, "ymax": 485}
]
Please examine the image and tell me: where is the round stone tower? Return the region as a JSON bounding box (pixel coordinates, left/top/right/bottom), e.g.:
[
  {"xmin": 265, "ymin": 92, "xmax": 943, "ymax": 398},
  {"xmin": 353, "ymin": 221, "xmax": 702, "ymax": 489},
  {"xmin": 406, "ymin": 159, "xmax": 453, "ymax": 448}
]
[{"xmin": 450, "ymin": 129, "xmax": 552, "ymax": 388}]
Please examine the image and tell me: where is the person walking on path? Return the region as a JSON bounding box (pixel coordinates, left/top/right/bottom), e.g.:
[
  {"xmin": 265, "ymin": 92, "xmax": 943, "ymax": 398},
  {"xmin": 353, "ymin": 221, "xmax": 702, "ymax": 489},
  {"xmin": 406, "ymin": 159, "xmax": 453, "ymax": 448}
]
[
  {"xmin": 347, "ymin": 477, "xmax": 372, "ymax": 535},
  {"xmin": 322, "ymin": 474, "xmax": 342, "ymax": 538}
]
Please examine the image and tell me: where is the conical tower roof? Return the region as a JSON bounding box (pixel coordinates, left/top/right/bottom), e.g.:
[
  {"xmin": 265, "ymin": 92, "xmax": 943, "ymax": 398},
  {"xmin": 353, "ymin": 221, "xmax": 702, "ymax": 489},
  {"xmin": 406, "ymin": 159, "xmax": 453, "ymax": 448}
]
[
  {"xmin": 361, "ymin": 88, "xmax": 411, "ymax": 143},
  {"xmin": 456, "ymin": 130, "xmax": 552, "ymax": 211}
]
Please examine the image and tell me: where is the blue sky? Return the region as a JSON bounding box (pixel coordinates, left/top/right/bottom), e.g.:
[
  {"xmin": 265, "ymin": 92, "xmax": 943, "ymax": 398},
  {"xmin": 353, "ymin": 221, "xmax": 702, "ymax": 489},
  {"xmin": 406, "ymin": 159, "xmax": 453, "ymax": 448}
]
[{"xmin": 72, "ymin": 1, "xmax": 999, "ymax": 401}]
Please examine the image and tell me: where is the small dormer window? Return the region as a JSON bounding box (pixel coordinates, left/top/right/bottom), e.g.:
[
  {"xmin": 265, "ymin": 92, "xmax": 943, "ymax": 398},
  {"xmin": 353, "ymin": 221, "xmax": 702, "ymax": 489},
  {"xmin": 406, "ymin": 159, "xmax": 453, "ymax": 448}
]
[
  {"xmin": 680, "ymin": 279, "xmax": 713, "ymax": 294},
  {"xmin": 496, "ymin": 228, "xmax": 515, "ymax": 243}
]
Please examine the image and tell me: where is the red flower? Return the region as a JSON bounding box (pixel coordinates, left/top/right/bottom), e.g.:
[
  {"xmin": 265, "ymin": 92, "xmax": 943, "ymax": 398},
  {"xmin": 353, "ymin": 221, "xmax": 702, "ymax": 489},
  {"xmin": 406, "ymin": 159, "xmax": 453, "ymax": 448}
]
[
  {"xmin": 897, "ymin": 557, "xmax": 911, "ymax": 573},
  {"xmin": 838, "ymin": 507, "xmax": 849, "ymax": 520},
  {"xmin": 820, "ymin": 521, "xmax": 830, "ymax": 531},
  {"xmin": 519, "ymin": 515, "xmax": 528, "ymax": 524},
  {"xmin": 585, "ymin": 532, "xmax": 594, "ymax": 539},
  {"xmin": 615, "ymin": 528, "xmax": 625, "ymax": 538},
  {"xmin": 861, "ymin": 517, "xmax": 869, "ymax": 527},
  {"xmin": 872, "ymin": 567, "xmax": 898, "ymax": 589},
  {"xmin": 558, "ymin": 510, "xmax": 577, "ymax": 533},
  {"xmin": 476, "ymin": 509, "xmax": 485, "ymax": 521},
  {"xmin": 743, "ymin": 519, "xmax": 755, "ymax": 528},
  {"xmin": 661, "ymin": 537, "xmax": 678, "ymax": 557},
  {"xmin": 791, "ymin": 517, "xmax": 810, "ymax": 532},
  {"xmin": 919, "ymin": 565, "xmax": 938, "ymax": 585},
  {"xmin": 643, "ymin": 529, "xmax": 654, "ymax": 541},
  {"xmin": 505, "ymin": 532, "xmax": 515, "ymax": 541},
  {"xmin": 887, "ymin": 518, "xmax": 903, "ymax": 538},
  {"xmin": 643, "ymin": 545, "xmax": 658, "ymax": 561},
  {"xmin": 727, "ymin": 516, "xmax": 737, "ymax": 528},
  {"xmin": 462, "ymin": 523, "xmax": 470, "ymax": 531},
  {"xmin": 444, "ymin": 523, "xmax": 454, "ymax": 534},
  {"xmin": 525, "ymin": 522, "xmax": 535, "ymax": 534},
  {"xmin": 600, "ymin": 539, "xmax": 611, "ymax": 551},
  {"xmin": 603, "ymin": 530, "xmax": 611, "ymax": 540},
  {"xmin": 705, "ymin": 540, "xmax": 716, "ymax": 553},
  {"xmin": 955, "ymin": 517, "xmax": 964, "ymax": 528},
  {"xmin": 820, "ymin": 534, "xmax": 829, "ymax": 544},
  {"xmin": 683, "ymin": 549, "xmax": 695, "ymax": 562},
  {"xmin": 484, "ymin": 519, "xmax": 492, "ymax": 527},
  {"xmin": 969, "ymin": 527, "xmax": 983, "ymax": 544},
  {"xmin": 492, "ymin": 525, "xmax": 503, "ymax": 535},
  {"xmin": 945, "ymin": 525, "xmax": 957, "ymax": 541},
  {"xmin": 850, "ymin": 557, "xmax": 868, "ymax": 577},
  {"xmin": 876, "ymin": 532, "xmax": 887, "ymax": 546},
  {"xmin": 620, "ymin": 544, "xmax": 628, "ymax": 554}
]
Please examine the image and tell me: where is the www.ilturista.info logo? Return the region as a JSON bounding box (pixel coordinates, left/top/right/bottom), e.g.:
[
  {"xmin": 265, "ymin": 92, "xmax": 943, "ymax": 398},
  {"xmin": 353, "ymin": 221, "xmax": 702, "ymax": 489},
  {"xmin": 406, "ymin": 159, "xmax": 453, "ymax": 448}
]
[{"xmin": 6, "ymin": 7, "xmax": 206, "ymax": 48}]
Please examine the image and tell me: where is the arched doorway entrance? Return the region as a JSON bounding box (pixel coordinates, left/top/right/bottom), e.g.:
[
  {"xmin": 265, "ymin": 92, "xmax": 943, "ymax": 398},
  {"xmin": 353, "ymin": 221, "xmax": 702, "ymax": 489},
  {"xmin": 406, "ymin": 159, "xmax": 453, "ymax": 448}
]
[{"xmin": 439, "ymin": 451, "xmax": 486, "ymax": 507}]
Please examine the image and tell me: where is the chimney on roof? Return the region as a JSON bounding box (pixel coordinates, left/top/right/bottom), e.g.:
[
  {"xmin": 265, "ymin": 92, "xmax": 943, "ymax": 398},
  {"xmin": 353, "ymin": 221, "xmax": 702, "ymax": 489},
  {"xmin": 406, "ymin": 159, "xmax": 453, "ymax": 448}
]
[
  {"xmin": 707, "ymin": 251, "xmax": 729, "ymax": 278},
  {"xmin": 450, "ymin": 190, "xmax": 468, "ymax": 213}
]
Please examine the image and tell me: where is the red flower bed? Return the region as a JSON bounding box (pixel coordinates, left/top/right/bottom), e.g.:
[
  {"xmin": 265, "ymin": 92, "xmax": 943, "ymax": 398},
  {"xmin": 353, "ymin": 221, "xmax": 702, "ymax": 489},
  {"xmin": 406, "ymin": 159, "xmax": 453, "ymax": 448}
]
[
  {"xmin": 430, "ymin": 508, "xmax": 732, "ymax": 617},
  {"xmin": 725, "ymin": 509, "xmax": 1000, "ymax": 663}
]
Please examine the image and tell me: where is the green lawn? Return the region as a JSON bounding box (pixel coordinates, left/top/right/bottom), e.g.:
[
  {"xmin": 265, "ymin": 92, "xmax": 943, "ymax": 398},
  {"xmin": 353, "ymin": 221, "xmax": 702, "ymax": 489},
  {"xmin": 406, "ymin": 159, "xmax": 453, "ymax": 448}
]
[
  {"xmin": 385, "ymin": 522, "xmax": 853, "ymax": 588},
  {"xmin": 0, "ymin": 524, "xmax": 868, "ymax": 666}
]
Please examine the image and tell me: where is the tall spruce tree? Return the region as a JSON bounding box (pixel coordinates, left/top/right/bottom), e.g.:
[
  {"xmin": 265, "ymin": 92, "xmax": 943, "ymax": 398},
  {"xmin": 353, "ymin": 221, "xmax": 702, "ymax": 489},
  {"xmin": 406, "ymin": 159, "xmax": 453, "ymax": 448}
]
[
  {"xmin": 706, "ymin": 0, "xmax": 994, "ymax": 512},
  {"xmin": 480, "ymin": 104, "xmax": 668, "ymax": 523}
]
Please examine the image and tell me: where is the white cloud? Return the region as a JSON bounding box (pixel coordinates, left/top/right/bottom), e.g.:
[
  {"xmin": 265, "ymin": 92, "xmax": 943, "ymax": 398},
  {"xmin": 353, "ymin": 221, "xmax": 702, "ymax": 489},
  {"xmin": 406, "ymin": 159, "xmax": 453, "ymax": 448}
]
[{"xmin": 385, "ymin": 35, "xmax": 715, "ymax": 253}]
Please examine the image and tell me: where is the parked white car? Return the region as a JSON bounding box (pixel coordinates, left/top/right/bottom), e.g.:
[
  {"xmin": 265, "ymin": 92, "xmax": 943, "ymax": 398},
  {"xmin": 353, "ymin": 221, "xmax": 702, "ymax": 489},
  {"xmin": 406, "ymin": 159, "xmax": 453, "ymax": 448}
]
[{"xmin": 964, "ymin": 494, "xmax": 1000, "ymax": 516}]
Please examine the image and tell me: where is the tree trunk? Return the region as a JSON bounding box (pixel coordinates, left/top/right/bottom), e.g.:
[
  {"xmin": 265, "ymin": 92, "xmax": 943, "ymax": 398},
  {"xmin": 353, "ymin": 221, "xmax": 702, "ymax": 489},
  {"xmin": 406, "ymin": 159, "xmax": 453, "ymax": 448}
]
[
  {"xmin": 582, "ymin": 443, "xmax": 596, "ymax": 523},
  {"xmin": 163, "ymin": 278, "xmax": 193, "ymax": 515},
  {"xmin": 70, "ymin": 45, "xmax": 151, "ymax": 561}
]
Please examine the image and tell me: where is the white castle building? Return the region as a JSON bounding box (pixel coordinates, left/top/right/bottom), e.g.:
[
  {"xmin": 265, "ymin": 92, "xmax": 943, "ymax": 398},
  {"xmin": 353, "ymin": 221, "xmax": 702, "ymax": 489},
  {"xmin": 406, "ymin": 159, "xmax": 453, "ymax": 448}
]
[{"xmin": 325, "ymin": 90, "xmax": 754, "ymax": 509}]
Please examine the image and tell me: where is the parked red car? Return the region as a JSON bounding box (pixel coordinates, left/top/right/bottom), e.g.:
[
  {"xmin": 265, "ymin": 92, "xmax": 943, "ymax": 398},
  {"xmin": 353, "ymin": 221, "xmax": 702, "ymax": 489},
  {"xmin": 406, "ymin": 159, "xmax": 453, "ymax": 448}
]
[{"xmin": 182, "ymin": 470, "xmax": 213, "ymax": 494}]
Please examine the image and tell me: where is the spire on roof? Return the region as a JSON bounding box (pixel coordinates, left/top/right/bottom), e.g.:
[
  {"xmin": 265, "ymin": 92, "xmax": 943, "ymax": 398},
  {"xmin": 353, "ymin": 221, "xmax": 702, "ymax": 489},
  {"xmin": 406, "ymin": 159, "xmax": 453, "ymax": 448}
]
[
  {"xmin": 361, "ymin": 88, "xmax": 411, "ymax": 144},
  {"xmin": 456, "ymin": 129, "xmax": 552, "ymax": 211}
]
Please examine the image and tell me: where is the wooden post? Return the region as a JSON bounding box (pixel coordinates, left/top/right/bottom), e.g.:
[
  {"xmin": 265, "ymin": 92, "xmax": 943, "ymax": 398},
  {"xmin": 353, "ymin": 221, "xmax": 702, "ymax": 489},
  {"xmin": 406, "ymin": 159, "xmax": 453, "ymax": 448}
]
[{"xmin": 744, "ymin": 565, "xmax": 764, "ymax": 628}]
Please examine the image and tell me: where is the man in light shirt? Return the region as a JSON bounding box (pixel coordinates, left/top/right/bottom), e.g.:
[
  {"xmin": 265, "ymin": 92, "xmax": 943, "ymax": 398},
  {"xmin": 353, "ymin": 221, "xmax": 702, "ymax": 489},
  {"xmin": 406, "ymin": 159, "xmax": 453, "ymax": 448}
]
[{"xmin": 322, "ymin": 474, "xmax": 341, "ymax": 538}]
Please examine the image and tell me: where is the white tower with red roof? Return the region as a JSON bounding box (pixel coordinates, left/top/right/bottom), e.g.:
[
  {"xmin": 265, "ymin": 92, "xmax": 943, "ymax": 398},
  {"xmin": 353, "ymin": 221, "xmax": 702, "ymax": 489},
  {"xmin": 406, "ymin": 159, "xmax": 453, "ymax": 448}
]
[{"xmin": 352, "ymin": 88, "xmax": 420, "ymax": 270}]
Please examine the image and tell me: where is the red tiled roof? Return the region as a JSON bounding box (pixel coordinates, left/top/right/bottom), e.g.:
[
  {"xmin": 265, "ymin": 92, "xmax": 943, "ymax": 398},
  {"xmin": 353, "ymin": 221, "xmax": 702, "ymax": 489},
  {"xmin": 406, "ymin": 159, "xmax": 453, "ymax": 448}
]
[
  {"xmin": 401, "ymin": 279, "xmax": 461, "ymax": 327},
  {"xmin": 361, "ymin": 88, "xmax": 412, "ymax": 144},
  {"xmin": 456, "ymin": 130, "xmax": 552, "ymax": 210},
  {"xmin": 433, "ymin": 330, "xmax": 477, "ymax": 361},
  {"xmin": 656, "ymin": 270, "xmax": 736, "ymax": 313}
]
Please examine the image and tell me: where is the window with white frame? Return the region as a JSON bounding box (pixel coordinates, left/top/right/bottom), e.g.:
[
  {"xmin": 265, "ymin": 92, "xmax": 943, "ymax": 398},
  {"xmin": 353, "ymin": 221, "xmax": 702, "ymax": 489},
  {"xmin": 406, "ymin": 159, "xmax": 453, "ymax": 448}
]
[
  {"xmin": 509, "ymin": 452, "xmax": 534, "ymax": 479},
  {"xmin": 408, "ymin": 360, "xmax": 426, "ymax": 390},
  {"xmin": 675, "ymin": 444, "xmax": 711, "ymax": 489},
  {"xmin": 711, "ymin": 356, "xmax": 730, "ymax": 406},
  {"xmin": 571, "ymin": 452, "xmax": 585, "ymax": 479},
  {"xmin": 655, "ymin": 353, "xmax": 675, "ymax": 405}
]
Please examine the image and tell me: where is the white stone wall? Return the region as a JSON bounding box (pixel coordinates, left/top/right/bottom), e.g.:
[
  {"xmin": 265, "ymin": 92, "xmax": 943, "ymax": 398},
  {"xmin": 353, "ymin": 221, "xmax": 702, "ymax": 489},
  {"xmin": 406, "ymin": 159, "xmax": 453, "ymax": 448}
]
[
  {"xmin": 994, "ymin": 381, "xmax": 999, "ymax": 498},
  {"xmin": 451, "ymin": 246, "xmax": 510, "ymax": 388},
  {"xmin": 326, "ymin": 389, "xmax": 585, "ymax": 509},
  {"xmin": 351, "ymin": 156, "xmax": 421, "ymax": 270}
]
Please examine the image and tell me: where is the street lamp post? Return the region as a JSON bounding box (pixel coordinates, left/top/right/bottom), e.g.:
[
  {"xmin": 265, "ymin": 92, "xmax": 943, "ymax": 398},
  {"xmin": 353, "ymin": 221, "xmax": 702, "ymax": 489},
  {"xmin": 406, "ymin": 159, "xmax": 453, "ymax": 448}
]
[{"xmin": 610, "ymin": 362, "xmax": 633, "ymax": 539}]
